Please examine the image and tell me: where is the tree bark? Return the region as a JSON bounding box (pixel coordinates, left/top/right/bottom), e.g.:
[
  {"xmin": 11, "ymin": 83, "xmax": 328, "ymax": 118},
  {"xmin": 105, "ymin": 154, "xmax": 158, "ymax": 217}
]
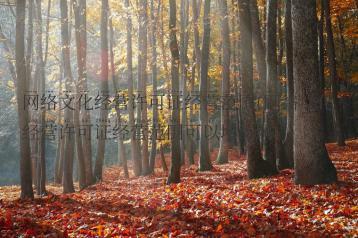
[
  {"xmin": 199, "ymin": 0, "xmax": 213, "ymax": 172},
  {"xmin": 292, "ymin": 0, "xmax": 337, "ymax": 185},
  {"xmin": 167, "ymin": 0, "xmax": 182, "ymax": 184}
]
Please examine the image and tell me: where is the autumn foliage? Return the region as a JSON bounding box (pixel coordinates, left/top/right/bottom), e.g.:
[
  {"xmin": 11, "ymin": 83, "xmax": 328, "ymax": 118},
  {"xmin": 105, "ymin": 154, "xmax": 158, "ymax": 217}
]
[{"xmin": 0, "ymin": 140, "xmax": 357, "ymax": 237}]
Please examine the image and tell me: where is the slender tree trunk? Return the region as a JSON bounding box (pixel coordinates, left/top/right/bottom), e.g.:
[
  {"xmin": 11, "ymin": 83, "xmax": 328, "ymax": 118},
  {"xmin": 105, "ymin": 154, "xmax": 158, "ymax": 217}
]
[
  {"xmin": 323, "ymin": 0, "xmax": 346, "ymax": 146},
  {"xmin": 149, "ymin": 0, "xmax": 160, "ymax": 173},
  {"xmin": 34, "ymin": 0, "xmax": 47, "ymax": 195},
  {"xmin": 109, "ymin": 15, "xmax": 129, "ymax": 178},
  {"xmin": 125, "ymin": 0, "xmax": 142, "ymax": 176},
  {"xmin": 180, "ymin": 0, "xmax": 189, "ymax": 165},
  {"xmin": 281, "ymin": 0, "xmax": 294, "ymax": 169},
  {"xmin": 198, "ymin": 0, "xmax": 213, "ymax": 172},
  {"xmin": 138, "ymin": 0, "xmax": 150, "ymax": 175},
  {"xmin": 238, "ymin": 0, "xmax": 270, "ymax": 179},
  {"xmin": 60, "ymin": 0, "xmax": 75, "ymax": 193},
  {"xmin": 16, "ymin": 0, "xmax": 34, "ymax": 199},
  {"xmin": 292, "ymin": 0, "xmax": 337, "ymax": 185},
  {"xmin": 160, "ymin": 143, "xmax": 168, "ymax": 172},
  {"xmin": 216, "ymin": 0, "xmax": 230, "ymax": 164},
  {"xmin": 167, "ymin": 0, "xmax": 181, "ymax": 184},
  {"xmin": 94, "ymin": 0, "xmax": 110, "ymax": 181}
]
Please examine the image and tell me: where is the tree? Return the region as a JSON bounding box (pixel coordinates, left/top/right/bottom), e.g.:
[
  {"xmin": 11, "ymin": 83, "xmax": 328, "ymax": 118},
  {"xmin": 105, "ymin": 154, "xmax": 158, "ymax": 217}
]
[
  {"xmin": 94, "ymin": 0, "xmax": 109, "ymax": 181},
  {"xmin": 323, "ymin": 0, "xmax": 346, "ymax": 146},
  {"xmin": 138, "ymin": 0, "xmax": 150, "ymax": 175},
  {"xmin": 73, "ymin": 0, "xmax": 87, "ymax": 189},
  {"xmin": 292, "ymin": 0, "xmax": 337, "ymax": 185},
  {"xmin": 16, "ymin": 0, "xmax": 34, "ymax": 199},
  {"xmin": 126, "ymin": 0, "xmax": 142, "ymax": 176},
  {"xmin": 216, "ymin": 0, "xmax": 230, "ymax": 164},
  {"xmin": 263, "ymin": 0, "xmax": 279, "ymax": 174},
  {"xmin": 109, "ymin": 11, "xmax": 129, "ymax": 178},
  {"xmin": 281, "ymin": 0, "xmax": 294, "ymax": 169},
  {"xmin": 198, "ymin": 0, "xmax": 213, "ymax": 172},
  {"xmin": 149, "ymin": 0, "xmax": 160, "ymax": 173},
  {"xmin": 167, "ymin": 0, "xmax": 181, "ymax": 184},
  {"xmin": 238, "ymin": 0, "xmax": 270, "ymax": 179},
  {"xmin": 60, "ymin": 0, "xmax": 75, "ymax": 193}
]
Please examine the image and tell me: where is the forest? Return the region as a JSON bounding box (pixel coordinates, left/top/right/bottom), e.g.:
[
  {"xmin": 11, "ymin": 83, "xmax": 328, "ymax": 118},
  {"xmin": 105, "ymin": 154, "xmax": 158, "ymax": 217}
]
[{"xmin": 0, "ymin": 0, "xmax": 357, "ymax": 236}]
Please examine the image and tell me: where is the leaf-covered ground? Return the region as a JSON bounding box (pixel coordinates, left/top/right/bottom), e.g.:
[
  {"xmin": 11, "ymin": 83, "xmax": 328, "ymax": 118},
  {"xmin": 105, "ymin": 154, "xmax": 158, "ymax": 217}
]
[{"xmin": 0, "ymin": 140, "xmax": 357, "ymax": 237}]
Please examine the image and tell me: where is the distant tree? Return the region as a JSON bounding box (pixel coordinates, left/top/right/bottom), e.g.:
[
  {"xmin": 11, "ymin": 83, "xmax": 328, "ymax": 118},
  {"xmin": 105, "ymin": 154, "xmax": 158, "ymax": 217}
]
[
  {"xmin": 167, "ymin": 0, "xmax": 181, "ymax": 184},
  {"xmin": 323, "ymin": 0, "xmax": 346, "ymax": 146},
  {"xmin": 292, "ymin": 0, "xmax": 337, "ymax": 184},
  {"xmin": 281, "ymin": 0, "xmax": 294, "ymax": 169},
  {"xmin": 199, "ymin": 0, "xmax": 213, "ymax": 172},
  {"xmin": 16, "ymin": 0, "xmax": 34, "ymax": 199},
  {"xmin": 216, "ymin": 0, "xmax": 230, "ymax": 164}
]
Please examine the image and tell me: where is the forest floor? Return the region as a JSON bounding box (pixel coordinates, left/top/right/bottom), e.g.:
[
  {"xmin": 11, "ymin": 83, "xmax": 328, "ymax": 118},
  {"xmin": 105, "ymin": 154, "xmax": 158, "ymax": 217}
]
[{"xmin": 0, "ymin": 140, "xmax": 357, "ymax": 237}]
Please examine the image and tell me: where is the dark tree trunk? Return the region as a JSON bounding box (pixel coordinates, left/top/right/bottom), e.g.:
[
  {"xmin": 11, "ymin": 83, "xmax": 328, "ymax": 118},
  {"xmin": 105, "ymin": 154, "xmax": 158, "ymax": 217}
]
[
  {"xmin": 216, "ymin": 0, "xmax": 230, "ymax": 164},
  {"xmin": 292, "ymin": 0, "xmax": 337, "ymax": 185},
  {"xmin": 281, "ymin": 0, "xmax": 294, "ymax": 169},
  {"xmin": 125, "ymin": 0, "xmax": 142, "ymax": 176},
  {"xmin": 16, "ymin": 0, "xmax": 34, "ymax": 199},
  {"xmin": 60, "ymin": 0, "xmax": 75, "ymax": 193},
  {"xmin": 167, "ymin": 0, "xmax": 181, "ymax": 184},
  {"xmin": 263, "ymin": 0, "xmax": 279, "ymax": 174},
  {"xmin": 323, "ymin": 0, "xmax": 346, "ymax": 146},
  {"xmin": 199, "ymin": 0, "xmax": 213, "ymax": 172},
  {"xmin": 238, "ymin": 0, "xmax": 270, "ymax": 179},
  {"xmin": 94, "ymin": 0, "xmax": 110, "ymax": 181}
]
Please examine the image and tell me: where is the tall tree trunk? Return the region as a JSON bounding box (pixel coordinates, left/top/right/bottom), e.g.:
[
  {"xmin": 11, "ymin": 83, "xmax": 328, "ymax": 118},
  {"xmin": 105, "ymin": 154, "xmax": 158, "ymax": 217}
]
[
  {"xmin": 263, "ymin": 0, "xmax": 279, "ymax": 174},
  {"xmin": 323, "ymin": 0, "xmax": 346, "ymax": 146},
  {"xmin": 138, "ymin": 0, "xmax": 150, "ymax": 175},
  {"xmin": 60, "ymin": 0, "xmax": 75, "ymax": 193},
  {"xmin": 149, "ymin": 0, "xmax": 160, "ymax": 173},
  {"xmin": 34, "ymin": 0, "xmax": 47, "ymax": 195},
  {"xmin": 216, "ymin": 0, "xmax": 230, "ymax": 164},
  {"xmin": 73, "ymin": 0, "xmax": 88, "ymax": 189},
  {"xmin": 16, "ymin": 0, "xmax": 34, "ymax": 199},
  {"xmin": 238, "ymin": 0, "xmax": 270, "ymax": 179},
  {"xmin": 109, "ymin": 14, "xmax": 129, "ymax": 178},
  {"xmin": 167, "ymin": 0, "xmax": 181, "ymax": 184},
  {"xmin": 180, "ymin": 0, "xmax": 189, "ymax": 165},
  {"xmin": 198, "ymin": 0, "xmax": 213, "ymax": 172},
  {"xmin": 292, "ymin": 0, "xmax": 337, "ymax": 185},
  {"xmin": 125, "ymin": 0, "xmax": 142, "ymax": 176},
  {"xmin": 281, "ymin": 0, "xmax": 294, "ymax": 169},
  {"xmin": 94, "ymin": 0, "xmax": 109, "ymax": 181}
]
